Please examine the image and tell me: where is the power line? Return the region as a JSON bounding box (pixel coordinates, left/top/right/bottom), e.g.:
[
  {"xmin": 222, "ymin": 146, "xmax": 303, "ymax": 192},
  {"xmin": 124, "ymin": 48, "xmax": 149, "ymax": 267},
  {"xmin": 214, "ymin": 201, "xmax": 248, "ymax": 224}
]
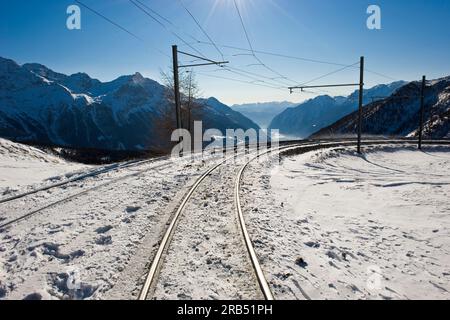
[
  {"xmin": 75, "ymin": 0, "xmax": 169, "ymax": 58},
  {"xmin": 196, "ymin": 72, "xmax": 285, "ymax": 91},
  {"xmin": 298, "ymin": 62, "xmax": 360, "ymax": 87},
  {"xmin": 190, "ymin": 40, "xmax": 352, "ymax": 67},
  {"xmin": 233, "ymin": 0, "xmax": 255, "ymax": 53},
  {"xmin": 129, "ymin": 0, "xmax": 206, "ymax": 59},
  {"xmin": 177, "ymin": 0, "xmax": 225, "ymax": 61},
  {"xmin": 130, "ymin": 0, "xmax": 291, "ymax": 88},
  {"xmin": 232, "ymin": 0, "xmax": 300, "ymax": 86},
  {"xmin": 136, "ymin": 0, "xmax": 196, "ymax": 42},
  {"xmin": 195, "ymin": 41, "xmax": 399, "ymax": 82},
  {"xmin": 222, "ymin": 67, "xmax": 289, "ymax": 88},
  {"xmin": 131, "ymin": 0, "xmax": 347, "ymax": 89},
  {"xmin": 194, "ymin": 65, "xmax": 298, "ymax": 89},
  {"xmin": 197, "ymin": 71, "xmax": 333, "ymax": 97},
  {"xmin": 85, "ymin": 0, "xmax": 395, "ymax": 95},
  {"xmin": 364, "ymin": 68, "xmax": 397, "ymax": 81},
  {"xmin": 224, "ymin": 66, "xmax": 294, "ymax": 87},
  {"xmin": 76, "ymin": 0, "xmax": 141, "ymax": 41},
  {"xmin": 80, "ymin": 0, "xmax": 397, "ymax": 85},
  {"xmin": 174, "ymin": 0, "xmax": 296, "ymax": 88}
]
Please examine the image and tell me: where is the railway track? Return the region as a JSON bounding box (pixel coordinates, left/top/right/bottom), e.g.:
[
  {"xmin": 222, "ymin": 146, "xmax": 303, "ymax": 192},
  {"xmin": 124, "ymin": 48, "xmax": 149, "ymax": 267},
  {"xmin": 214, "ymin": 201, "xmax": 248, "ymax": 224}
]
[
  {"xmin": 137, "ymin": 143, "xmax": 313, "ymax": 300},
  {"xmin": 0, "ymin": 148, "xmax": 242, "ymax": 229},
  {"xmin": 138, "ymin": 139, "xmax": 450, "ymax": 300},
  {"xmin": 0, "ymin": 137, "xmax": 433, "ymax": 206},
  {"xmin": 1, "ymin": 137, "xmax": 445, "ymax": 206},
  {"xmin": 0, "ymin": 161, "xmax": 173, "ymax": 229},
  {"xmin": 1, "ymin": 138, "xmax": 448, "ymax": 299},
  {"xmin": 0, "ymin": 155, "xmax": 171, "ymax": 205},
  {"xmin": 235, "ymin": 139, "xmax": 450, "ymax": 300}
]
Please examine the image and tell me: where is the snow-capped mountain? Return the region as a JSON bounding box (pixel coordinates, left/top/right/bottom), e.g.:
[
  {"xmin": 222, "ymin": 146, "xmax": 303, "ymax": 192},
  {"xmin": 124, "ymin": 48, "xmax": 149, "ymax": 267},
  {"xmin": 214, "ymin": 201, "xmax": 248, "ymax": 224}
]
[
  {"xmin": 268, "ymin": 81, "xmax": 407, "ymax": 138},
  {"xmin": 0, "ymin": 57, "xmax": 259, "ymax": 151},
  {"xmin": 311, "ymin": 77, "xmax": 450, "ymax": 139},
  {"xmin": 231, "ymin": 101, "xmax": 296, "ymax": 128}
]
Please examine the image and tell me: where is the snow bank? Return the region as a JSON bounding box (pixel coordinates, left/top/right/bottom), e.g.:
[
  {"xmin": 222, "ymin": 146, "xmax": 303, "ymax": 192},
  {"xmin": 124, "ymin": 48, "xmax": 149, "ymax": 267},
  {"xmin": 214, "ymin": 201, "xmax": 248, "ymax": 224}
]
[
  {"xmin": 242, "ymin": 144, "xmax": 450, "ymax": 300},
  {"xmin": 0, "ymin": 138, "xmax": 89, "ymax": 193}
]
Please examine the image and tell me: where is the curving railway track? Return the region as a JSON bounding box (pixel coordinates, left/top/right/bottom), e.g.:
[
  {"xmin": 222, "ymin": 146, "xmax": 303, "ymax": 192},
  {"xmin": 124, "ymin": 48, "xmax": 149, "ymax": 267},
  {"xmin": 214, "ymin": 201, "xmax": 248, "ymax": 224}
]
[
  {"xmin": 0, "ymin": 148, "xmax": 241, "ymax": 230},
  {"xmin": 138, "ymin": 142, "xmax": 315, "ymax": 300},
  {"xmin": 1, "ymin": 138, "xmax": 448, "ymax": 300},
  {"xmin": 0, "ymin": 156, "xmax": 170, "ymax": 205},
  {"xmin": 137, "ymin": 139, "xmax": 450, "ymax": 300}
]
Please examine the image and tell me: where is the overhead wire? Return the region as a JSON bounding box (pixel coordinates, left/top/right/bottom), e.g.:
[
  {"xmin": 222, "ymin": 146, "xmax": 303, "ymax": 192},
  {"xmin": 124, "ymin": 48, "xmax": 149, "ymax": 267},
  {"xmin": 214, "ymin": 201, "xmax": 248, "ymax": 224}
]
[
  {"xmin": 196, "ymin": 72, "xmax": 286, "ymax": 91},
  {"xmin": 132, "ymin": 0, "xmax": 374, "ymax": 92},
  {"xmin": 232, "ymin": 0, "xmax": 300, "ymax": 86},
  {"xmin": 177, "ymin": 0, "xmax": 225, "ymax": 61},
  {"xmin": 175, "ymin": 0, "xmax": 296, "ymax": 89},
  {"xmin": 80, "ymin": 0, "xmax": 399, "ymax": 96},
  {"xmin": 194, "ymin": 41, "xmax": 399, "ymax": 82},
  {"xmin": 130, "ymin": 0, "xmax": 286, "ymax": 88},
  {"xmin": 129, "ymin": 0, "xmax": 207, "ymax": 59},
  {"xmin": 75, "ymin": 0, "xmax": 170, "ymax": 58},
  {"xmin": 297, "ymin": 61, "xmax": 360, "ymax": 87}
]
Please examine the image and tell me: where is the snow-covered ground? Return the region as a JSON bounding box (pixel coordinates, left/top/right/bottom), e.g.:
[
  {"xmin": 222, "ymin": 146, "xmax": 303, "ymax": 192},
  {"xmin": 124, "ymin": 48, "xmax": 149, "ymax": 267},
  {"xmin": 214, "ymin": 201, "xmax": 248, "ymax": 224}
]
[
  {"xmin": 0, "ymin": 138, "xmax": 90, "ymax": 195},
  {"xmin": 242, "ymin": 145, "xmax": 450, "ymax": 300},
  {"xmin": 0, "ymin": 139, "xmax": 231, "ymax": 300},
  {"xmin": 2, "ymin": 139, "xmax": 449, "ymax": 300}
]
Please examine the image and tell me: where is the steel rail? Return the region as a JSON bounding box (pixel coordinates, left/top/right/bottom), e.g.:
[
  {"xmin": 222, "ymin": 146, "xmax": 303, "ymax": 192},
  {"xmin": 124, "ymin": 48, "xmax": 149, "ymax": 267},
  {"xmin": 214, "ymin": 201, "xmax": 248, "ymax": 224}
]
[
  {"xmin": 138, "ymin": 143, "xmax": 311, "ymax": 300},
  {"xmin": 0, "ymin": 156, "xmax": 170, "ymax": 204},
  {"xmin": 234, "ymin": 139, "xmax": 450, "ymax": 300},
  {"xmin": 0, "ymin": 148, "xmax": 243, "ymax": 229},
  {"xmin": 138, "ymin": 156, "xmax": 231, "ymax": 300},
  {"xmin": 234, "ymin": 142, "xmax": 334, "ymax": 300},
  {"xmin": 0, "ymin": 162, "xmax": 173, "ymax": 229}
]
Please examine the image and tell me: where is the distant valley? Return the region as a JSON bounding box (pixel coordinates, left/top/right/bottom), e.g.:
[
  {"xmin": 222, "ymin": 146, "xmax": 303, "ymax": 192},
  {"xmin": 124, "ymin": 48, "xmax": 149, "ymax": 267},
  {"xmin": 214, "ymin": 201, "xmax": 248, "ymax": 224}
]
[{"xmin": 231, "ymin": 101, "xmax": 296, "ymax": 128}]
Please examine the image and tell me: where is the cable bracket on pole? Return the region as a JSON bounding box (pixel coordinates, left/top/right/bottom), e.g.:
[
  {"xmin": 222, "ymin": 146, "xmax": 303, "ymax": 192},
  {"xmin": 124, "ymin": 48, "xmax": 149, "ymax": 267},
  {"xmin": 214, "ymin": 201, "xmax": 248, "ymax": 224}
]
[
  {"xmin": 177, "ymin": 50, "xmax": 229, "ymax": 68},
  {"xmin": 288, "ymin": 83, "xmax": 361, "ymax": 94}
]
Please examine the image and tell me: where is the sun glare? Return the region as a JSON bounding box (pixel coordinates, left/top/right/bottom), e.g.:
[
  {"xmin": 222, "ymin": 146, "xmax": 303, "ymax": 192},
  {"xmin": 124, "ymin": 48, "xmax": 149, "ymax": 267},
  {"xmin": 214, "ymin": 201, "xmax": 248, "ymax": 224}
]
[{"xmin": 207, "ymin": 0, "xmax": 253, "ymax": 20}]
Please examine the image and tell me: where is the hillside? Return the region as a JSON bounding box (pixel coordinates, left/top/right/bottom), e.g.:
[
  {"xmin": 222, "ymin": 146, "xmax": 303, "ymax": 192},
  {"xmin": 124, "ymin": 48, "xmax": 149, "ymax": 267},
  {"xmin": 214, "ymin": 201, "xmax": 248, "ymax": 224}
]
[
  {"xmin": 0, "ymin": 137, "xmax": 88, "ymax": 193},
  {"xmin": 268, "ymin": 81, "xmax": 406, "ymax": 138},
  {"xmin": 311, "ymin": 77, "xmax": 450, "ymax": 139}
]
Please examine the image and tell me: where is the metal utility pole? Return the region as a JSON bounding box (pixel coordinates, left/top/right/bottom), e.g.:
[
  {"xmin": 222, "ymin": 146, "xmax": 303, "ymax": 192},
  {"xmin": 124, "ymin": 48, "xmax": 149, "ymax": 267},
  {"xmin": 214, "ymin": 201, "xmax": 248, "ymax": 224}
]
[
  {"xmin": 288, "ymin": 56, "xmax": 365, "ymax": 153},
  {"xmin": 172, "ymin": 45, "xmax": 182, "ymax": 131},
  {"xmin": 418, "ymin": 75, "xmax": 426, "ymax": 150},
  {"xmin": 171, "ymin": 45, "xmax": 228, "ymax": 132},
  {"xmin": 357, "ymin": 56, "xmax": 364, "ymax": 154},
  {"xmin": 187, "ymin": 70, "xmax": 193, "ymax": 135}
]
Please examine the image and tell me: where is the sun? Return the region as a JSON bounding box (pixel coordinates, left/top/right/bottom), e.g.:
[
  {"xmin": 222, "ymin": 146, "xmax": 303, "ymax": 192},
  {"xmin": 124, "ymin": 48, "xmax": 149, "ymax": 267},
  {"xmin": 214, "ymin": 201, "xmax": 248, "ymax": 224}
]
[{"xmin": 207, "ymin": 0, "xmax": 253, "ymax": 21}]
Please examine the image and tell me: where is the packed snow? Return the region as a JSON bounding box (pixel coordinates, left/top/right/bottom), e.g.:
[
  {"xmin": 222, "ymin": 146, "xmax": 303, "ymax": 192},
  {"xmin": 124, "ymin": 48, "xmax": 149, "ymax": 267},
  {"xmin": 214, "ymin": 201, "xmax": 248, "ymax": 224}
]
[
  {"xmin": 241, "ymin": 144, "xmax": 450, "ymax": 300},
  {"xmin": 0, "ymin": 142, "xmax": 235, "ymax": 300}
]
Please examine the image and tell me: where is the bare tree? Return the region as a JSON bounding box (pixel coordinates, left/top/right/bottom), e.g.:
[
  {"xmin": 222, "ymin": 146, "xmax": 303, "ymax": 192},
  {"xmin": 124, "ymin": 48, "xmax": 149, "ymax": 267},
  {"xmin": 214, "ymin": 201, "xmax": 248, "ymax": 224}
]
[
  {"xmin": 182, "ymin": 70, "xmax": 203, "ymax": 135},
  {"xmin": 159, "ymin": 68, "xmax": 204, "ymax": 138}
]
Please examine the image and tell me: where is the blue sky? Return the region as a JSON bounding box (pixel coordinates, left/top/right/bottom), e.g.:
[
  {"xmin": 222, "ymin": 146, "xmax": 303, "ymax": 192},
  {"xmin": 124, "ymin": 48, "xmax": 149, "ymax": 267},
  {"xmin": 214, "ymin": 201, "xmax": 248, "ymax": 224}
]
[{"xmin": 1, "ymin": 0, "xmax": 450, "ymax": 105}]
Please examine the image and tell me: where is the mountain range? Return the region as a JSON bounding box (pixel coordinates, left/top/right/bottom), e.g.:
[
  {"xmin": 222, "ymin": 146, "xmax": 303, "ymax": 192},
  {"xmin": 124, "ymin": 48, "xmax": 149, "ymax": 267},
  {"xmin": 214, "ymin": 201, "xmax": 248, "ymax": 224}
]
[
  {"xmin": 1, "ymin": 56, "xmax": 448, "ymax": 153},
  {"xmin": 311, "ymin": 77, "xmax": 450, "ymax": 139},
  {"xmin": 0, "ymin": 57, "xmax": 259, "ymax": 152},
  {"xmin": 268, "ymin": 81, "xmax": 407, "ymax": 139}
]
